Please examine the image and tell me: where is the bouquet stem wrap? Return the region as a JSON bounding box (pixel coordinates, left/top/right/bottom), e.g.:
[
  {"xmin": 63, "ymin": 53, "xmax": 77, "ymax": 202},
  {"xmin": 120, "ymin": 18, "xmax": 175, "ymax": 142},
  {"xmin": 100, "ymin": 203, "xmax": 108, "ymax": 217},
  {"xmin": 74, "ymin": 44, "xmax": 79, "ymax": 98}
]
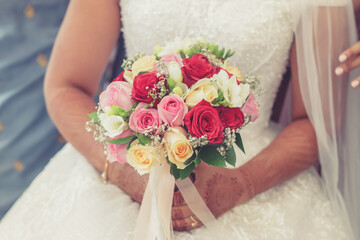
[{"xmin": 133, "ymin": 165, "xmax": 220, "ymax": 240}]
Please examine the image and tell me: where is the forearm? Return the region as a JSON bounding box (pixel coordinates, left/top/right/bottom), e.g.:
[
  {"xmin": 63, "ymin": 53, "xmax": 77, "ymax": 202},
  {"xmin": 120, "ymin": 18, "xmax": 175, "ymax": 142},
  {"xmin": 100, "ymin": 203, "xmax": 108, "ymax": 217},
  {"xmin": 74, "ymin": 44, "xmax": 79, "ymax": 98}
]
[
  {"xmin": 45, "ymin": 85, "xmax": 106, "ymax": 172},
  {"xmin": 238, "ymin": 118, "xmax": 318, "ymax": 200}
]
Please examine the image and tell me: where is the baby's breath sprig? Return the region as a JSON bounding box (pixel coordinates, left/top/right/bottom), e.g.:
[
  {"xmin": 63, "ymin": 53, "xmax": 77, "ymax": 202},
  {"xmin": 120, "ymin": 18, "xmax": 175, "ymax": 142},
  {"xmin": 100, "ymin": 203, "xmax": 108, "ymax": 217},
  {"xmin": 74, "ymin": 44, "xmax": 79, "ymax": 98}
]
[
  {"xmin": 149, "ymin": 80, "xmax": 169, "ymax": 101},
  {"xmin": 189, "ymin": 134, "xmax": 209, "ymax": 149},
  {"xmin": 155, "ymin": 62, "xmax": 169, "ymax": 79},
  {"xmin": 199, "ymin": 50, "xmax": 223, "ymax": 67},
  {"xmin": 217, "ymin": 128, "xmax": 237, "ymax": 156},
  {"xmin": 141, "ymin": 124, "xmax": 168, "ymax": 146},
  {"xmin": 121, "ymin": 52, "xmax": 146, "ymax": 70},
  {"xmin": 85, "ymin": 121, "xmax": 107, "ymax": 144},
  {"xmin": 243, "ymin": 74, "xmax": 263, "ymax": 97}
]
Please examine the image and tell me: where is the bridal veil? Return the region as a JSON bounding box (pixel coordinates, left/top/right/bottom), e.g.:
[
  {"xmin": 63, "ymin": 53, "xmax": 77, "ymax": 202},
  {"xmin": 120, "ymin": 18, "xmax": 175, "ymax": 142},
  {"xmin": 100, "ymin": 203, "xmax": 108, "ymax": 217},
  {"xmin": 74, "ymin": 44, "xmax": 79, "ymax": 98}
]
[{"xmin": 291, "ymin": 0, "xmax": 360, "ymax": 239}]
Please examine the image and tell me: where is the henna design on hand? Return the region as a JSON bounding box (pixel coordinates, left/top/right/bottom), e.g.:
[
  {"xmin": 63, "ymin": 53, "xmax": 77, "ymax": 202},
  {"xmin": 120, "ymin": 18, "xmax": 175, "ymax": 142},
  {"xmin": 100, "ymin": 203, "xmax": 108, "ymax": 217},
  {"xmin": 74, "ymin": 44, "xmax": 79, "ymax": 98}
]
[
  {"xmin": 204, "ymin": 172, "xmax": 244, "ymax": 217},
  {"xmin": 238, "ymin": 168, "xmax": 255, "ymax": 199}
]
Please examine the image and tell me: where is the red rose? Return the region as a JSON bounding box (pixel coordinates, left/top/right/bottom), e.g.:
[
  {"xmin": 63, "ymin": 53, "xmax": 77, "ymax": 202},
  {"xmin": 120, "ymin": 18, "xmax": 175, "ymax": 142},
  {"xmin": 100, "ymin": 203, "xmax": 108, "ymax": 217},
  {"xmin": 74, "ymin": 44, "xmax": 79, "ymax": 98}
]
[
  {"xmin": 132, "ymin": 72, "xmax": 160, "ymax": 103},
  {"xmin": 184, "ymin": 100, "xmax": 224, "ymax": 144},
  {"xmin": 216, "ymin": 106, "xmax": 245, "ymax": 130},
  {"xmin": 181, "ymin": 54, "xmax": 216, "ymax": 87},
  {"xmin": 112, "ymin": 71, "xmax": 126, "ymax": 82}
]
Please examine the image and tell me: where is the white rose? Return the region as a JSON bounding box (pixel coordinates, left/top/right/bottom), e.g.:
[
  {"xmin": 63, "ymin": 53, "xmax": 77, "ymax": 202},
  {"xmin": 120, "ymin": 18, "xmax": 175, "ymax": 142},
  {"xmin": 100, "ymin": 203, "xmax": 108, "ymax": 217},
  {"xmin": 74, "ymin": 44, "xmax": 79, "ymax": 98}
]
[
  {"xmin": 213, "ymin": 70, "xmax": 250, "ymax": 107},
  {"xmin": 99, "ymin": 112, "xmax": 128, "ymax": 138},
  {"xmin": 167, "ymin": 61, "xmax": 183, "ymax": 84}
]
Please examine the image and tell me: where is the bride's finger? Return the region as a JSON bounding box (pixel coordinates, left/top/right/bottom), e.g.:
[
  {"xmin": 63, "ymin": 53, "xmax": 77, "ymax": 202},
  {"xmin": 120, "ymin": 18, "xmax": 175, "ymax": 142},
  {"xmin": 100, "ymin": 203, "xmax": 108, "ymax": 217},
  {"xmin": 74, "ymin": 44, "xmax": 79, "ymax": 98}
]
[
  {"xmin": 173, "ymin": 190, "xmax": 186, "ymax": 206},
  {"xmin": 338, "ymin": 42, "xmax": 360, "ymax": 63},
  {"xmin": 350, "ymin": 76, "xmax": 360, "ymax": 88},
  {"xmin": 335, "ymin": 56, "xmax": 360, "ymax": 76},
  {"xmin": 171, "ymin": 205, "xmax": 194, "ymax": 219},
  {"xmin": 172, "ymin": 215, "xmax": 203, "ymax": 232}
]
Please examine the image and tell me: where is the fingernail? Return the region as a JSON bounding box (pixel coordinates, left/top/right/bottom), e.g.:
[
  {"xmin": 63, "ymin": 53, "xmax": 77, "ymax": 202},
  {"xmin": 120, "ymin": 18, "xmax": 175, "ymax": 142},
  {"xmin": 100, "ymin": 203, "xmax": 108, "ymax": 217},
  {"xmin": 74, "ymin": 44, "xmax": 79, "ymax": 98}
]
[
  {"xmin": 339, "ymin": 54, "xmax": 347, "ymax": 63},
  {"xmin": 351, "ymin": 80, "xmax": 359, "ymax": 88},
  {"xmin": 335, "ymin": 67, "xmax": 344, "ymax": 76}
]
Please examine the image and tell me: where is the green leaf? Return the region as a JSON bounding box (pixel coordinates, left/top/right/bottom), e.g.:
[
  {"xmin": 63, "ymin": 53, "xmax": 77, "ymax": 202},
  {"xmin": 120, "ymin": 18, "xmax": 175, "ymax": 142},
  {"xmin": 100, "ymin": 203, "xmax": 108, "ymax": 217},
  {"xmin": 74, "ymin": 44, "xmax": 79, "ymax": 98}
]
[
  {"xmin": 126, "ymin": 137, "xmax": 137, "ymax": 150},
  {"xmin": 225, "ymin": 146, "xmax": 236, "ymax": 167},
  {"xmin": 179, "ymin": 51, "xmax": 186, "ymax": 59},
  {"xmin": 224, "ymin": 49, "xmax": 232, "ymax": 59},
  {"xmin": 170, "ymin": 163, "xmax": 180, "ymax": 180},
  {"xmin": 183, "ymin": 152, "xmax": 196, "ymax": 166},
  {"xmin": 107, "ymin": 135, "xmax": 135, "ymax": 145},
  {"xmin": 217, "ymin": 48, "xmax": 225, "ymax": 59},
  {"xmin": 235, "ymin": 133, "xmax": 245, "ymax": 154},
  {"xmin": 131, "ymin": 102, "xmax": 139, "ymax": 111},
  {"xmin": 138, "ymin": 71, "xmax": 149, "ymax": 75},
  {"xmin": 180, "ymin": 162, "xmax": 196, "ymax": 180},
  {"xmin": 167, "ymin": 78, "xmax": 176, "ymax": 91},
  {"xmin": 212, "ymin": 45, "xmax": 219, "ymax": 55},
  {"xmin": 88, "ymin": 112, "xmax": 99, "ymax": 123},
  {"xmin": 143, "ymin": 101, "xmax": 155, "ymax": 109},
  {"xmin": 188, "ymin": 48, "xmax": 195, "ymax": 58},
  {"xmin": 199, "ymin": 146, "xmax": 226, "ymax": 167},
  {"xmin": 112, "ymin": 105, "xmax": 131, "ymax": 119},
  {"xmin": 194, "ymin": 150, "xmax": 202, "ymax": 166},
  {"xmin": 136, "ymin": 133, "xmax": 152, "ymax": 146},
  {"xmin": 229, "ymin": 51, "xmax": 235, "ymax": 58}
]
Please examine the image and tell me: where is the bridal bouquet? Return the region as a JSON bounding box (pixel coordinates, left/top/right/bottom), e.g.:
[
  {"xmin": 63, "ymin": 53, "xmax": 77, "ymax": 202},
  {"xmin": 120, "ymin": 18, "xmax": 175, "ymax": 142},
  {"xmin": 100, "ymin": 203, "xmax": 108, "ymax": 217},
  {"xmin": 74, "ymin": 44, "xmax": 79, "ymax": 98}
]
[{"xmin": 86, "ymin": 39, "xmax": 260, "ymax": 180}]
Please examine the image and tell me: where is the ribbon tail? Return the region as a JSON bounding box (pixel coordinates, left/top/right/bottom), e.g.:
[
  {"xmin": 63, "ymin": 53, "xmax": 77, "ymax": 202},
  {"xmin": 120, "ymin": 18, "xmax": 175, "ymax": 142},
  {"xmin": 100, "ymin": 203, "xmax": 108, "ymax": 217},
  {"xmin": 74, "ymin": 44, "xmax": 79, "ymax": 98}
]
[
  {"xmin": 134, "ymin": 165, "xmax": 175, "ymax": 240},
  {"xmin": 176, "ymin": 178, "xmax": 221, "ymax": 238}
]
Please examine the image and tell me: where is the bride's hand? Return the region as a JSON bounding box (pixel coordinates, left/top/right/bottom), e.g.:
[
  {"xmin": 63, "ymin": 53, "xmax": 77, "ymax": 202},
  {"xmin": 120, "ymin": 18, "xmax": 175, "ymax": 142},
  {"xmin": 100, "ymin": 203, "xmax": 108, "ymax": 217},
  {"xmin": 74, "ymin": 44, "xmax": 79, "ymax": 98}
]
[
  {"xmin": 171, "ymin": 162, "xmax": 254, "ymax": 231},
  {"xmin": 336, "ymin": 41, "xmax": 360, "ymax": 88},
  {"xmin": 107, "ymin": 161, "xmax": 148, "ymax": 204}
]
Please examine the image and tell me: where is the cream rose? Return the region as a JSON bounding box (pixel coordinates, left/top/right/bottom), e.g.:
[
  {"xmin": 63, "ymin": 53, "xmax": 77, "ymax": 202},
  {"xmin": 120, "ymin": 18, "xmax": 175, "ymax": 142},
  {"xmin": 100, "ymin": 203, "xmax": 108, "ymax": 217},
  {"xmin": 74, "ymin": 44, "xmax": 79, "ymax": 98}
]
[
  {"xmin": 185, "ymin": 78, "xmax": 218, "ymax": 107},
  {"xmin": 131, "ymin": 55, "xmax": 156, "ymax": 77},
  {"xmin": 163, "ymin": 127, "xmax": 194, "ymax": 169},
  {"xmin": 222, "ymin": 62, "xmax": 243, "ymax": 82},
  {"xmin": 126, "ymin": 140, "xmax": 164, "ymax": 175},
  {"xmin": 123, "ymin": 70, "xmax": 134, "ymax": 84}
]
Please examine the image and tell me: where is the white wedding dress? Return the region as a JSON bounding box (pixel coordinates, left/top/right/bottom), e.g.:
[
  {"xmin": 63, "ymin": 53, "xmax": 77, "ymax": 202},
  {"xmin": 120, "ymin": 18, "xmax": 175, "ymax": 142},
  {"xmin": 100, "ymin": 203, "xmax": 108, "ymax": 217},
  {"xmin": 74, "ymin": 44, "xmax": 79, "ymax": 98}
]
[{"xmin": 0, "ymin": 0, "xmax": 350, "ymax": 239}]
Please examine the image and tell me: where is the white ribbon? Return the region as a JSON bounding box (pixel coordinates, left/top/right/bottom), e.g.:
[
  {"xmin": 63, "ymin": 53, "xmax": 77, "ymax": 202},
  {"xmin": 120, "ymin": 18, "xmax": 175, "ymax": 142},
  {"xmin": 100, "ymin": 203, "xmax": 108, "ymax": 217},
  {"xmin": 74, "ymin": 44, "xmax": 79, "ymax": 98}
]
[
  {"xmin": 133, "ymin": 164, "xmax": 220, "ymax": 240},
  {"xmin": 134, "ymin": 164, "xmax": 175, "ymax": 240}
]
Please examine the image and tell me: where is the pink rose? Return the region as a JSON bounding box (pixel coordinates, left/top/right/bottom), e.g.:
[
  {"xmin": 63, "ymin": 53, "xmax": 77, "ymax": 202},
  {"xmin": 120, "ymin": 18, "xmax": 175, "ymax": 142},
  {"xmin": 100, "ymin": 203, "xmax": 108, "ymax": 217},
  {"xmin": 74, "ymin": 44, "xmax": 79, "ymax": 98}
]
[
  {"xmin": 107, "ymin": 129, "xmax": 134, "ymax": 163},
  {"xmin": 129, "ymin": 103, "xmax": 162, "ymax": 134},
  {"xmin": 160, "ymin": 54, "xmax": 183, "ymax": 67},
  {"xmin": 241, "ymin": 93, "xmax": 259, "ymax": 122},
  {"xmin": 100, "ymin": 81, "xmax": 134, "ymax": 111},
  {"xmin": 158, "ymin": 94, "xmax": 188, "ymax": 126}
]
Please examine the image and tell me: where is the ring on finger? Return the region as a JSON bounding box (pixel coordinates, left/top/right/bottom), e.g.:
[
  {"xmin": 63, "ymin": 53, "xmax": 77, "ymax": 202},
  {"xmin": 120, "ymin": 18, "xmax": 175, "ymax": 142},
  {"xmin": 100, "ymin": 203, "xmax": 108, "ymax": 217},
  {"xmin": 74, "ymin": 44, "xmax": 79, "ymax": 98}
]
[{"xmin": 190, "ymin": 216, "xmax": 199, "ymax": 227}]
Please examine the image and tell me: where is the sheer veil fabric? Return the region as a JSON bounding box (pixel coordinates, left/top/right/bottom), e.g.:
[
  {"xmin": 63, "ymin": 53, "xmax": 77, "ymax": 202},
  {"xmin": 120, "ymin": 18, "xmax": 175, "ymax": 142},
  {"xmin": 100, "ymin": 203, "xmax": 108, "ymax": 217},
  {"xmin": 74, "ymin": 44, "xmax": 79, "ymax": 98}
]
[{"xmin": 291, "ymin": 0, "xmax": 360, "ymax": 239}]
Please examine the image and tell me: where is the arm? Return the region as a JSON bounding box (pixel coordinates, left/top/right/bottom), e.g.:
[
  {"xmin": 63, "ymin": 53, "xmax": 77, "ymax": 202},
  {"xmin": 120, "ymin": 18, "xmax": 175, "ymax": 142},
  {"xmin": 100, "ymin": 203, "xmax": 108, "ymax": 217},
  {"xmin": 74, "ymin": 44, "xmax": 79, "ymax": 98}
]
[
  {"xmin": 44, "ymin": 0, "xmax": 147, "ymax": 203},
  {"xmin": 172, "ymin": 41, "xmax": 319, "ymax": 231}
]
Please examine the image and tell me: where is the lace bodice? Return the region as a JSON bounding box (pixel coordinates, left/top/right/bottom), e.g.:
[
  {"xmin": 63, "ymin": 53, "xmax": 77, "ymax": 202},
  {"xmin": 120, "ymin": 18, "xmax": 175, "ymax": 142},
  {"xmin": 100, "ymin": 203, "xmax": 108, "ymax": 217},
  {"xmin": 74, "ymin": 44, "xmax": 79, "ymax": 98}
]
[{"xmin": 120, "ymin": 0, "xmax": 294, "ymax": 140}]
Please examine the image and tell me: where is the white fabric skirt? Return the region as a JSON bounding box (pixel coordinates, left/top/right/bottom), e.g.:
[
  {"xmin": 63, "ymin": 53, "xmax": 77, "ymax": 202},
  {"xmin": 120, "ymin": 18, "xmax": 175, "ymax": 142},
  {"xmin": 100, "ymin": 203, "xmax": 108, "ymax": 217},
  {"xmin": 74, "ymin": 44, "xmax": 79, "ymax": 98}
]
[{"xmin": 0, "ymin": 123, "xmax": 348, "ymax": 240}]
